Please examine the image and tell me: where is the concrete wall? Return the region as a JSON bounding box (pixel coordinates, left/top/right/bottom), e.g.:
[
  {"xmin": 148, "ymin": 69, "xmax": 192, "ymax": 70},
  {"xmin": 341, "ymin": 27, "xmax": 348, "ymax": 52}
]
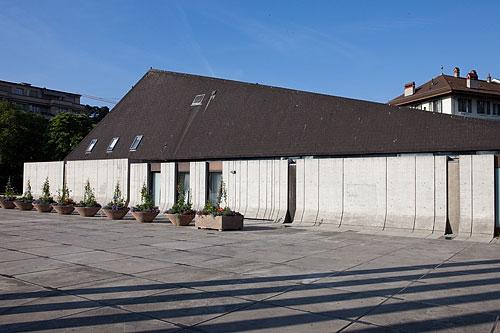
[
  {"xmin": 190, "ymin": 161, "xmax": 207, "ymax": 210},
  {"xmin": 65, "ymin": 159, "xmax": 129, "ymax": 205},
  {"xmin": 223, "ymin": 159, "xmax": 288, "ymax": 222},
  {"xmin": 129, "ymin": 163, "xmax": 148, "ymax": 207},
  {"xmin": 459, "ymin": 155, "xmax": 495, "ymax": 239},
  {"xmin": 23, "ymin": 161, "xmax": 64, "ymax": 199},
  {"xmin": 159, "ymin": 162, "xmax": 176, "ymax": 212},
  {"xmin": 293, "ymin": 156, "xmax": 448, "ymax": 235}
]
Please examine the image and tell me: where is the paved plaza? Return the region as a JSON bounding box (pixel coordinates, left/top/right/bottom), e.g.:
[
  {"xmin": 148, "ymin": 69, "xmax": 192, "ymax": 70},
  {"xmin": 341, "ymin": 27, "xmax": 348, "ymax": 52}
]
[{"xmin": 0, "ymin": 209, "xmax": 499, "ymax": 332}]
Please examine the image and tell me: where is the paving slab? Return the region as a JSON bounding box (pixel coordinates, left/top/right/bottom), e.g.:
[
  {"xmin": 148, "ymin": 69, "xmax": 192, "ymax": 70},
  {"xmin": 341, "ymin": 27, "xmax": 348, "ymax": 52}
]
[{"xmin": 1, "ymin": 208, "xmax": 499, "ymax": 332}]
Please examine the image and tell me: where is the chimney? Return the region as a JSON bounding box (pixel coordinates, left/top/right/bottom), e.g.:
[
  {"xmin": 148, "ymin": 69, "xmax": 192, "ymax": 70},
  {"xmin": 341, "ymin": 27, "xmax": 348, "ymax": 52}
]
[
  {"xmin": 487, "ymin": 73, "xmax": 491, "ymax": 83},
  {"xmin": 467, "ymin": 70, "xmax": 479, "ymax": 89},
  {"xmin": 404, "ymin": 81, "xmax": 415, "ymax": 96},
  {"xmin": 454, "ymin": 67, "xmax": 460, "ymax": 78}
]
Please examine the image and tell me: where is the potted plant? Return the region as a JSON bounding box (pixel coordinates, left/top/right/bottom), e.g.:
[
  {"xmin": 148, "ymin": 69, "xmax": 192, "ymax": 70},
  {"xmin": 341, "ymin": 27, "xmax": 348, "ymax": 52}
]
[
  {"xmin": 52, "ymin": 183, "xmax": 75, "ymax": 215},
  {"xmin": 33, "ymin": 177, "xmax": 54, "ymax": 213},
  {"xmin": 164, "ymin": 180, "xmax": 195, "ymax": 226},
  {"xmin": 75, "ymin": 179, "xmax": 101, "ymax": 217},
  {"xmin": 14, "ymin": 180, "xmax": 34, "ymax": 210},
  {"xmin": 195, "ymin": 180, "xmax": 244, "ymax": 231},
  {"xmin": 0, "ymin": 178, "xmax": 17, "ymax": 209},
  {"xmin": 130, "ymin": 183, "xmax": 159, "ymax": 223},
  {"xmin": 102, "ymin": 182, "xmax": 129, "ymax": 220}
]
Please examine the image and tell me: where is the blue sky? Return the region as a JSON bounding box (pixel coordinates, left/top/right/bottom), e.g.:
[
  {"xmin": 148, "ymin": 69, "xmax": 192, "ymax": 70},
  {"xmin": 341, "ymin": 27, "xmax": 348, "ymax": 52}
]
[{"xmin": 1, "ymin": 0, "xmax": 499, "ymax": 109}]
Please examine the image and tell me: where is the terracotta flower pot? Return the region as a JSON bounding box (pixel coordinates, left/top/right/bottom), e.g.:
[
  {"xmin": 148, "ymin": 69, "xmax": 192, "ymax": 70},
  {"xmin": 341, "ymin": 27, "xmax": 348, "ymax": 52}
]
[
  {"xmin": 33, "ymin": 203, "xmax": 53, "ymax": 213},
  {"xmin": 166, "ymin": 213, "xmax": 195, "ymax": 226},
  {"xmin": 14, "ymin": 201, "xmax": 33, "ymax": 210},
  {"xmin": 131, "ymin": 211, "xmax": 159, "ymax": 223},
  {"xmin": 75, "ymin": 206, "xmax": 101, "ymax": 217},
  {"xmin": 53, "ymin": 205, "xmax": 75, "ymax": 215},
  {"xmin": 102, "ymin": 208, "xmax": 129, "ymax": 220},
  {"xmin": 195, "ymin": 214, "xmax": 244, "ymax": 231},
  {"xmin": 0, "ymin": 200, "xmax": 16, "ymax": 209}
]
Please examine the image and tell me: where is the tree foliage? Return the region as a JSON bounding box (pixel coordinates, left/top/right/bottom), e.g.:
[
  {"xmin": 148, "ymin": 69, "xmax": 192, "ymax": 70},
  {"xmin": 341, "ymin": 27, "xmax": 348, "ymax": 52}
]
[
  {"xmin": 0, "ymin": 102, "xmax": 106, "ymax": 192},
  {"xmin": 84, "ymin": 105, "xmax": 109, "ymax": 124},
  {"xmin": 46, "ymin": 112, "xmax": 94, "ymax": 161},
  {"xmin": 0, "ymin": 102, "xmax": 47, "ymax": 191}
]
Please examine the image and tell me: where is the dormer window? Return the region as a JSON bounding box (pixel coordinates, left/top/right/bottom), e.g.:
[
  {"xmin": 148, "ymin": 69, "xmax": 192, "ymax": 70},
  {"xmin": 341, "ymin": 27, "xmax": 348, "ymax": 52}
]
[
  {"xmin": 191, "ymin": 94, "xmax": 205, "ymax": 106},
  {"xmin": 86, "ymin": 139, "xmax": 98, "ymax": 153},
  {"xmin": 107, "ymin": 137, "xmax": 119, "ymax": 152},
  {"xmin": 130, "ymin": 135, "xmax": 143, "ymax": 151}
]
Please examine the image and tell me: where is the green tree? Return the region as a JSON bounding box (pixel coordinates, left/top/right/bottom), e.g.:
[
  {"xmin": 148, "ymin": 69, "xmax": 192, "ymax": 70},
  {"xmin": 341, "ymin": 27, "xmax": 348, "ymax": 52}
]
[
  {"xmin": 46, "ymin": 112, "xmax": 94, "ymax": 160},
  {"xmin": 84, "ymin": 105, "xmax": 109, "ymax": 124},
  {"xmin": 0, "ymin": 102, "xmax": 47, "ymax": 191}
]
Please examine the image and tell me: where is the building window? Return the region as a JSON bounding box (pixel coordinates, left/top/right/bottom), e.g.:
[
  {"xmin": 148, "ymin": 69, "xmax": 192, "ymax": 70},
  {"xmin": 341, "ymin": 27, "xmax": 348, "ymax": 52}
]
[
  {"xmin": 28, "ymin": 105, "xmax": 41, "ymax": 114},
  {"xmin": 176, "ymin": 171, "xmax": 190, "ymax": 205},
  {"xmin": 458, "ymin": 98, "xmax": 472, "ymax": 113},
  {"xmin": 208, "ymin": 172, "xmax": 222, "ymax": 205},
  {"xmin": 107, "ymin": 137, "xmax": 119, "ymax": 152},
  {"xmin": 29, "ymin": 90, "xmax": 39, "ymax": 98},
  {"xmin": 16, "ymin": 88, "xmax": 24, "ymax": 95},
  {"xmin": 59, "ymin": 108, "xmax": 68, "ymax": 113},
  {"xmin": 86, "ymin": 139, "xmax": 98, "ymax": 153},
  {"xmin": 431, "ymin": 99, "xmax": 442, "ymax": 113},
  {"xmin": 191, "ymin": 94, "xmax": 205, "ymax": 106},
  {"xmin": 129, "ymin": 135, "xmax": 143, "ymax": 151},
  {"xmin": 477, "ymin": 100, "xmax": 490, "ymax": 115}
]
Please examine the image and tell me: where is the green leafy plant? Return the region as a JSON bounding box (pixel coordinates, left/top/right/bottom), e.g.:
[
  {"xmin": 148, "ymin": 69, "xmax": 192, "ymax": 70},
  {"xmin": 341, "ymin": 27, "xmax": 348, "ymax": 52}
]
[
  {"xmin": 131, "ymin": 183, "xmax": 157, "ymax": 212},
  {"xmin": 16, "ymin": 180, "xmax": 33, "ymax": 202},
  {"xmin": 198, "ymin": 180, "xmax": 240, "ymax": 216},
  {"xmin": 164, "ymin": 180, "xmax": 193, "ymax": 216},
  {"xmin": 3, "ymin": 177, "xmax": 17, "ymax": 201},
  {"xmin": 34, "ymin": 177, "xmax": 53, "ymax": 204},
  {"xmin": 78, "ymin": 179, "xmax": 100, "ymax": 207},
  {"xmin": 104, "ymin": 182, "xmax": 126, "ymax": 209},
  {"xmin": 55, "ymin": 182, "xmax": 75, "ymax": 206}
]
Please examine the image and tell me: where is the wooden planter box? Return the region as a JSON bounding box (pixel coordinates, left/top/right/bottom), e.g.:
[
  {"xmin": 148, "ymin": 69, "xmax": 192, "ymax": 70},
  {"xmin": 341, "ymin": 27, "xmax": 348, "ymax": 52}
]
[
  {"xmin": 33, "ymin": 203, "xmax": 53, "ymax": 213},
  {"xmin": 0, "ymin": 200, "xmax": 16, "ymax": 209},
  {"xmin": 14, "ymin": 201, "xmax": 33, "ymax": 210},
  {"xmin": 53, "ymin": 205, "xmax": 75, "ymax": 215},
  {"xmin": 131, "ymin": 211, "xmax": 159, "ymax": 223},
  {"xmin": 102, "ymin": 208, "xmax": 129, "ymax": 220},
  {"xmin": 75, "ymin": 206, "xmax": 101, "ymax": 217},
  {"xmin": 195, "ymin": 214, "xmax": 244, "ymax": 231},
  {"xmin": 166, "ymin": 213, "xmax": 195, "ymax": 226}
]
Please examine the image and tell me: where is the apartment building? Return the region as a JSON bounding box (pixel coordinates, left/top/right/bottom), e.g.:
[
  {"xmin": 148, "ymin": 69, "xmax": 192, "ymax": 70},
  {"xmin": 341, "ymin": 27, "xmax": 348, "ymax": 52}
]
[
  {"xmin": 0, "ymin": 79, "xmax": 85, "ymax": 119},
  {"xmin": 388, "ymin": 68, "xmax": 500, "ymax": 121}
]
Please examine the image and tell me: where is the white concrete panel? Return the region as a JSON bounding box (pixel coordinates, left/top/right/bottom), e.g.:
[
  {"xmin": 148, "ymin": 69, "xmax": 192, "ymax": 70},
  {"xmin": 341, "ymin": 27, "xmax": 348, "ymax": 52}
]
[
  {"xmin": 316, "ymin": 158, "xmax": 343, "ymax": 226},
  {"xmin": 23, "ymin": 161, "xmax": 64, "ymax": 200},
  {"xmin": 65, "ymin": 159, "xmax": 129, "ymax": 206},
  {"xmin": 459, "ymin": 155, "xmax": 473, "ymax": 237},
  {"xmin": 160, "ymin": 163, "xmax": 176, "ymax": 212},
  {"xmin": 190, "ymin": 162, "xmax": 207, "ymax": 211},
  {"xmin": 342, "ymin": 157, "xmax": 387, "ymax": 229},
  {"xmin": 458, "ymin": 157, "xmax": 472, "ymax": 235},
  {"xmin": 471, "ymin": 155, "xmax": 495, "ymax": 237},
  {"xmin": 239, "ymin": 161, "xmax": 248, "ymax": 216},
  {"xmin": 433, "ymin": 156, "xmax": 447, "ymax": 234},
  {"xmin": 300, "ymin": 159, "xmax": 319, "ymax": 225},
  {"xmin": 129, "ymin": 163, "xmax": 148, "ymax": 207},
  {"xmin": 385, "ymin": 156, "xmax": 416, "ymax": 231},
  {"xmin": 264, "ymin": 160, "xmax": 273, "ymax": 220},
  {"xmin": 414, "ymin": 156, "xmax": 435, "ymax": 232},
  {"xmin": 270, "ymin": 160, "xmax": 279, "ymax": 221},
  {"xmin": 256, "ymin": 161, "xmax": 268, "ymax": 219},
  {"xmin": 277, "ymin": 160, "xmax": 289, "ymax": 223},
  {"xmin": 246, "ymin": 160, "xmax": 260, "ymax": 219},
  {"xmin": 294, "ymin": 159, "xmax": 306, "ymax": 225}
]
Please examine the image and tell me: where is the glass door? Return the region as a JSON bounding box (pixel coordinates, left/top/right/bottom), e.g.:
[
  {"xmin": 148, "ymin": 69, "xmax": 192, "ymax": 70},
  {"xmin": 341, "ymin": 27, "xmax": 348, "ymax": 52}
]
[{"xmin": 152, "ymin": 172, "xmax": 161, "ymax": 207}]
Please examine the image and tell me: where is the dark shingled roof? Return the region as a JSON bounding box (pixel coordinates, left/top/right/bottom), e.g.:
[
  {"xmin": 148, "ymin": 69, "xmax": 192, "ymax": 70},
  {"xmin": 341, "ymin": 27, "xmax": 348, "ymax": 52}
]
[
  {"xmin": 65, "ymin": 69, "xmax": 500, "ymax": 162},
  {"xmin": 388, "ymin": 74, "xmax": 500, "ymax": 105}
]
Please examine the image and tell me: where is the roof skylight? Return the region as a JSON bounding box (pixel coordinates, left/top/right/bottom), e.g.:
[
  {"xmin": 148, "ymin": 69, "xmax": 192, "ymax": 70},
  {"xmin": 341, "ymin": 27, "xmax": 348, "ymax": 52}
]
[
  {"xmin": 85, "ymin": 139, "xmax": 97, "ymax": 153},
  {"xmin": 130, "ymin": 135, "xmax": 143, "ymax": 151},
  {"xmin": 191, "ymin": 94, "xmax": 205, "ymax": 106},
  {"xmin": 107, "ymin": 137, "xmax": 119, "ymax": 152}
]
